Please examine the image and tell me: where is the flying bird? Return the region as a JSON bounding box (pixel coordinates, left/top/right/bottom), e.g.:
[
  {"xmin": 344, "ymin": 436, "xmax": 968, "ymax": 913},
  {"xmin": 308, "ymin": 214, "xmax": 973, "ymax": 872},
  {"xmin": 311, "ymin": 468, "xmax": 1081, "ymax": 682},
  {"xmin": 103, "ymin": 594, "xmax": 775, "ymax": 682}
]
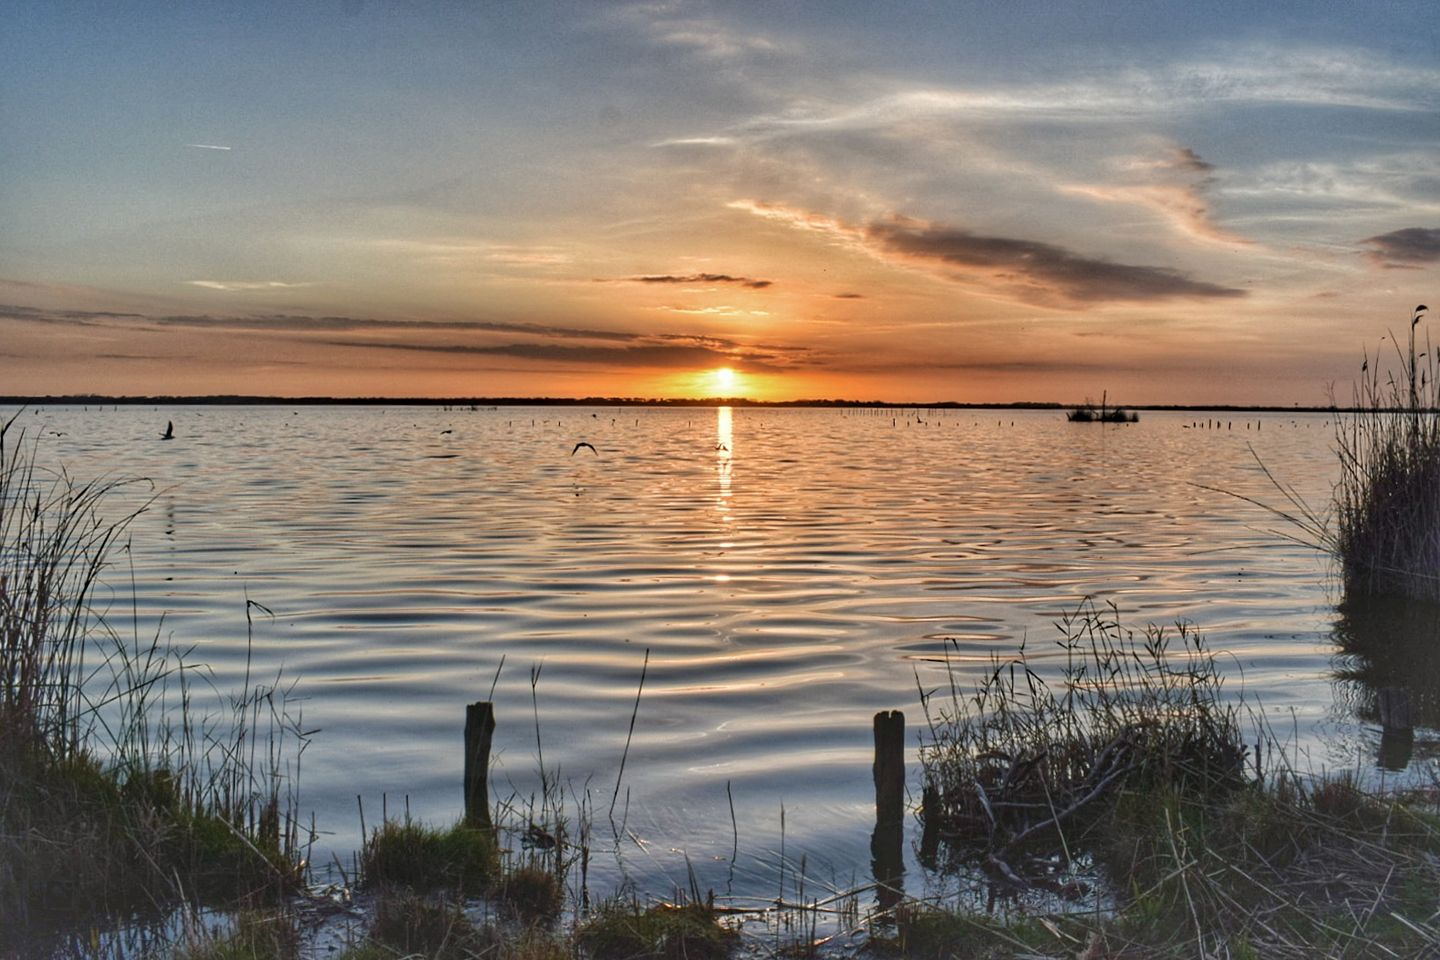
[
  {"xmin": 160, "ymin": 421, "xmax": 174, "ymax": 440},
  {"xmin": 572, "ymin": 442, "xmax": 597, "ymax": 456}
]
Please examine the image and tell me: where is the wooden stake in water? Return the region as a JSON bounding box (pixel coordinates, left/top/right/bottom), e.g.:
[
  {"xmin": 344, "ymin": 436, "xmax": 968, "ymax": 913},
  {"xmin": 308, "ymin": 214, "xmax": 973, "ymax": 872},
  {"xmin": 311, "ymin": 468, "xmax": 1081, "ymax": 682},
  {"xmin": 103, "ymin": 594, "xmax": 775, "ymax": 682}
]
[
  {"xmin": 464, "ymin": 701, "xmax": 496, "ymax": 829},
  {"xmin": 871, "ymin": 710, "xmax": 905, "ymax": 911},
  {"xmin": 1378, "ymin": 686, "xmax": 1414, "ymax": 771},
  {"xmin": 873, "ymin": 710, "xmax": 904, "ymax": 827}
]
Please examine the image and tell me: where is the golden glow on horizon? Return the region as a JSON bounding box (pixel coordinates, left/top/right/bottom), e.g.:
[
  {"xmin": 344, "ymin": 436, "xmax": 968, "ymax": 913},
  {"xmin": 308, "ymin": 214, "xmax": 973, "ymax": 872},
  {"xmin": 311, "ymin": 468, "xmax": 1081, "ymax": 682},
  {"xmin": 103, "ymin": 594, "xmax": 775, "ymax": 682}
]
[{"xmin": 661, "ymin": 366, "xmax": 768, "ymax": 399}]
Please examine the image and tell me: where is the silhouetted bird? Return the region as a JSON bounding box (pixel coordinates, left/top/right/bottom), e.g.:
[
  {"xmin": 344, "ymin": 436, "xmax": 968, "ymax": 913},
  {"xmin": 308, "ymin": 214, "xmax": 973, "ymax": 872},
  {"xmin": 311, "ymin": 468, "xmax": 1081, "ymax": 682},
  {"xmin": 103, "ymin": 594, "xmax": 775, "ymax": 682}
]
[
  {"xmin": 160, "ymin": 421, "xmax": 174, "ymax": 440},
  {"xmin": 715, "ymin": 443, "xmax": 728, "ymax": 451},
  {"xmin": 440, "ymin": 429, "xmax": 453, "ymax": 435},
  {"xmin": 572, "ymin": 442, "xmax": 597, "ymax": 456}
]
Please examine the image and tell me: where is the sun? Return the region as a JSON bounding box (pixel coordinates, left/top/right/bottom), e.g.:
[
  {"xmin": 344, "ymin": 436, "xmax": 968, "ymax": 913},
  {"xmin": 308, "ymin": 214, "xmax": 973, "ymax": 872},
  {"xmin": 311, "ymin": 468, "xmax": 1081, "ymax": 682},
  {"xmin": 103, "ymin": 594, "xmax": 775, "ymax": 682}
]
[{"xmin": 710, "ymin": 367, "xmax": 737, "ymax": 394}]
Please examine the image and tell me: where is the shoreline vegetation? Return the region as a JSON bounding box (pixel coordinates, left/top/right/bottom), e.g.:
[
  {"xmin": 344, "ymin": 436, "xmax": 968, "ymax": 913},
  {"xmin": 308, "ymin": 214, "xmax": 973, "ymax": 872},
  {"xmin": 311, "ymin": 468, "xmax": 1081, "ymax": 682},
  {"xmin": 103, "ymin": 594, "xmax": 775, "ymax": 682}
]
[
  {"xmin": 8, "ymin": 306, "xmax": 1440, "ymax": 957},
  {"xmin": 1332, "ymin": 305, "xmax": 1440, "ymax": 602}
]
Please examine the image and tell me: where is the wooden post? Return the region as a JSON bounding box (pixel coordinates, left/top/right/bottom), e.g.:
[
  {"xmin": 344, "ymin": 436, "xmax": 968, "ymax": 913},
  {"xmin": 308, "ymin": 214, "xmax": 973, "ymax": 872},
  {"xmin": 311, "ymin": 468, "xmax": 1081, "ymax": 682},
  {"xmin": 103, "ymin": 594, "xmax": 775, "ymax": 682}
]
[
  {"xmin": 464, "ymin": 701, "xmax": 496, "ymax": 829},
  {"xmin": 871, "ymin": 710, "xmax": 905, "ymax": 913},
  {"xmin": 873, "ymin": 710, "xmax": 905, "ymax": 829},
  {"xmin": 918, "ymin": 784, "xmax": 941, "ymax": 869},
  {"xmin": 1377, "ymin": 687, "xmax": 1414, "ymax": 771},
  {"xmin": 1378, "ymin": 686, "xmax": 1413, "ymax": 733}
]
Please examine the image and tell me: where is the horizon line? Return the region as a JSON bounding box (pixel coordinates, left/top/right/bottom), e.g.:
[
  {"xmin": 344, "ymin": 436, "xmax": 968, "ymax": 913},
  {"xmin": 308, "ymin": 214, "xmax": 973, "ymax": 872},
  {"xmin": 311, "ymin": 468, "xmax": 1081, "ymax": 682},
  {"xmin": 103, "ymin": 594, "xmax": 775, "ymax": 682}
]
[{"xmin": 1, "ymin": 394, "xmax": 1356, "ymax": 413}]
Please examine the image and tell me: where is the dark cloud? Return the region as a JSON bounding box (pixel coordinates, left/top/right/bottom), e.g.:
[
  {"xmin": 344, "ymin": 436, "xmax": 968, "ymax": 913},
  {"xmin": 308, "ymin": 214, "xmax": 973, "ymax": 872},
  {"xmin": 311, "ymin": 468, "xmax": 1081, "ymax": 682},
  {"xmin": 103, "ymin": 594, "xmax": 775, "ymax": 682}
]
[
  {"xmin": 322, "ymin": 339, "xmax": 800, "ymax": 371},
  {"xmin": 866, "ymin": 218, "xmax": 1246, "ymax": 304},
  {"xmin": 3, "ymin": 302, "xmax": 814, "ymax": 372},
  {"xmin": 1172, "ymin": 147, "xmax": 1216, "ymax": 176},
  {"xmin": 605, "ymin": 274, "xmax": 774, "ymax": 289},
  {"xmin": 1362, "ymin": 228, "xmax": 1440, "ymax": 269},
  {"xmin": 0, "ymin": 304, "xmax": 146, "ymax": 324},
  {"xmin": 833, "ymin": 292, "xmax": 865, "ymax": 299},
  {"xmin": 149, "ymin": 313, "xmax": 636, "ymax": 341},
  {"xmin": 2, "ymin": 305, "xmax": 640, "ymax": 343}
]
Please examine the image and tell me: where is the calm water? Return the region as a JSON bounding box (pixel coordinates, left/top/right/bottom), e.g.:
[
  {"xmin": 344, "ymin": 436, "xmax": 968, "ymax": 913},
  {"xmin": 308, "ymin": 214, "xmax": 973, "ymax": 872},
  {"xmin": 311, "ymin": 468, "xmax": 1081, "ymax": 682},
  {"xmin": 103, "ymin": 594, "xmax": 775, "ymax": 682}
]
[{"xmin": 11, "ymin": 404, "xmax": 1429, "ymax": 902}]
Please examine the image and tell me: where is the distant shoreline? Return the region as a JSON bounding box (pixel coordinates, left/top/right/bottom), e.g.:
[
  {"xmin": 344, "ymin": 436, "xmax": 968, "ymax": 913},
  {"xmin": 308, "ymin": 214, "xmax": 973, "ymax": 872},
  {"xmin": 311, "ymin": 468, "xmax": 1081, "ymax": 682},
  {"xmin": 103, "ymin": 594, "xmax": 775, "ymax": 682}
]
[{"xmin": 0, "ymin": 395, "xmax": 1364, "ymax": 414}]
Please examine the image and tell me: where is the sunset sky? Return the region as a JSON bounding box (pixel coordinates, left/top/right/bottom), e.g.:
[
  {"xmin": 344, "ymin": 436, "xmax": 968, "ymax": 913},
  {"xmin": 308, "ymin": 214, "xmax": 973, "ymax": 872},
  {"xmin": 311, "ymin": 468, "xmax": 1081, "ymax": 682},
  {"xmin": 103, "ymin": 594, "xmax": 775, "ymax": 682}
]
[{"xmin": 2, "ymin": 1, "xmax": 1437, "ymax": 403}]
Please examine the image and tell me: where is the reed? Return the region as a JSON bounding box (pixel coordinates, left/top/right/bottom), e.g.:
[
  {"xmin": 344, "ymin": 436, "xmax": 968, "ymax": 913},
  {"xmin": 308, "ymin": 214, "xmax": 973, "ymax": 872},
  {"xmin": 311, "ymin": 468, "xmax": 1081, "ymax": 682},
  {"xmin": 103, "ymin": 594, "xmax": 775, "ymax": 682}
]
[
  {"xmin": 0, "ymin": 412, "xmax": 309, "ymax": 944},
  {"xmin": 914, "ymin": 599, "xmax": 1440, "ymax": 957},
  {"xmin": 918, "ymin": 599, "xmax": 1247, "ymax": 877},
  {"xmin": 1332, "ymin": 303, "xmax": 1440, "ymax": 601},
  {"xmin": 0, "ymin": 409, "xmax": 148, "ymax": 758}
]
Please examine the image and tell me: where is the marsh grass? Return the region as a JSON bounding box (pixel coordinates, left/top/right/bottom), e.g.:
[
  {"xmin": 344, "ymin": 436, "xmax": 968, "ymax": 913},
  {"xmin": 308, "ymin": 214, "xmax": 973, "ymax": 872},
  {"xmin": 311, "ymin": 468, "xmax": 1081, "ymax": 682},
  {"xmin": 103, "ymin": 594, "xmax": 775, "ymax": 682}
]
[
  {"xmin": 1332, "ymin": 304, "xmax": 1440, "ymax": 601},
  {"xmin": 918, "ymin": 600, "xmax": 1247, "ymax": 878},
  {"xmin": 577, "ymin": 897, "xmax": 735, "ymax": 960},
  {"xmin": 916, "ymin": 599, "xmax": 1440, "ymax": 957},
  {"xmin": 359, "ymin": 816, "xmax": 500, "ymax": 894},
  {"xmin": 0, "ymin": 412, "xmax": 309, "ymax": 944}
]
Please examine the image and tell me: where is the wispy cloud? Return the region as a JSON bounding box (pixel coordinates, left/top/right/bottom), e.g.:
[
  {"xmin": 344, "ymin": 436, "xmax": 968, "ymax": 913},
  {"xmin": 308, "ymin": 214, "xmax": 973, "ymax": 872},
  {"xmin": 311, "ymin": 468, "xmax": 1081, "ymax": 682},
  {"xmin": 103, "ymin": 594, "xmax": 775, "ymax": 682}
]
[
  {"xmin": 184, "ymin": 143, "xmax": 232, "ymax": 151},
  {"xmin": 656, "ymin": 305, "xmax": 770, "ymax": 316},
  {"xmin": 365, "ymin": 239, "xmax": 573, "ymax": 268},
  {"xmin": 1060, "ymin": 145, "xmax": 1254, "ymax": 247},
  {"xmin": 652, "ymin": 136, "xmax": 738, "ymax": 148},
  {"xmin": 733, "ymin": 48, "xmax": 1440, "ymax": 139},
  {"xmin": 1362, "ymin": 227, "xmax": 1440, "ymax": 268},
  {"xmin": 186, "ymin": 280, "xmax": 315, "ymax": 292},
  {"xmin": 617, "ymin": 1, "xmax": 785, "ymax": 61}
]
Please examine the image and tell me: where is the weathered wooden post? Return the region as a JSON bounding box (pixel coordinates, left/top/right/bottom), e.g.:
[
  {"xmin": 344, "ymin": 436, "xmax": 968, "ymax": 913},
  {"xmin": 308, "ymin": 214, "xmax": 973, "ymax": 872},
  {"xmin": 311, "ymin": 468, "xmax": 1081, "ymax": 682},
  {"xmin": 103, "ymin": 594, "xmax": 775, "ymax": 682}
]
[
  {"xmin": 1377, "ymin": 686, "xmax": 1414, "ymax": 771},
  {"xmin": 873, "ymin": 710, "xmax": 905, "ymax": 831},
  {"xmin": 464, "ymin": 701, "xmax": 496, "ymax": 829},
  {"xmin": 918, "ymin": 784, "xmax": 941, "ymax": 869},
  {"xmin": 871, "ymin": 710, "xmax": 905, "ymax": 913}
]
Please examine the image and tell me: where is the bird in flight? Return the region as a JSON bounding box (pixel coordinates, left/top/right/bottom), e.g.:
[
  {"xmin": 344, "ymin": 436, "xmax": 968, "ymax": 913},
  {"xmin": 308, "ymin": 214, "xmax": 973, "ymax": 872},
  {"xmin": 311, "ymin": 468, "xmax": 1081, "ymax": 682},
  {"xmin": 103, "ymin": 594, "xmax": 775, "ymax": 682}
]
[
  {"xmin": 572, "ymin": 442, "xmax": 597, "ymax": 456},
  {"xmin": 161, "ymin": 421, "xmax": 175, "ymax": 440}
]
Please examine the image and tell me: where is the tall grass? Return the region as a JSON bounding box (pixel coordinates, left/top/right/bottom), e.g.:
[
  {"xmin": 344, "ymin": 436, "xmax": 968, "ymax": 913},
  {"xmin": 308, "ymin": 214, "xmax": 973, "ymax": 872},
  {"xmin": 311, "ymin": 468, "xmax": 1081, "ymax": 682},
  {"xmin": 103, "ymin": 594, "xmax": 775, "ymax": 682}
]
[
  {"xmin": 918, "ymin": 600, "xmax": 1247, "ymax": 873},
  {"xmin": 0, "ymin": 411, "xmax": 310, "ymax": 942},
  {"xmin": 1333, "ymin": 303, "xmax": 1440, "ymax": 601},
  {"xmin": 915, "ymin": 601, "xmax": 1440, "ymax": 957},
  {"xmin": 0, "ymin": 410, "xmax": 149, "ymax": 758}
]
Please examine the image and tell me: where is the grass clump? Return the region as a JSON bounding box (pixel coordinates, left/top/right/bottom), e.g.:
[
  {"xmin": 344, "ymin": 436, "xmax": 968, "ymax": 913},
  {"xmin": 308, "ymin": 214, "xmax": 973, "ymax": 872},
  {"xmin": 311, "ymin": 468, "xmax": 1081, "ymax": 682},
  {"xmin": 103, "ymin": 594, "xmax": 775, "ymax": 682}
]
[
  {"xmin": 883, "ymin": 906, "xmax": 1058, "ymax": 960},
  {"xmin": 368, "ymin": 891, "xmax": 477, "ymax": 960},
  {"xmin": 360, "ymin": 816, "xmax": 500, "ymax": 894},
  {"xmin": 497, "ymin": 861, "xmax": 566, "ymax": 924},
  {"xmin": 1333, "ymin": 303, "xmax": 1440, "ymax": 601},
  {"xmin": 919, "ymin": 600, "xmax": 1246, "ymax": 875},
  {"xmin": 577, "ymin": 899, "xmax": 735, "ymax": 960},
  {"xmin": 916, "ymin": 599, "xmax": 1440, "ymax": 957},
  {"xmin": 175, "ymin": 911, "xmax": 301, "ymax": 960},
  {"xmin": 1085, "ymin": 775, "xmax": 1440, "ymax": 957}
]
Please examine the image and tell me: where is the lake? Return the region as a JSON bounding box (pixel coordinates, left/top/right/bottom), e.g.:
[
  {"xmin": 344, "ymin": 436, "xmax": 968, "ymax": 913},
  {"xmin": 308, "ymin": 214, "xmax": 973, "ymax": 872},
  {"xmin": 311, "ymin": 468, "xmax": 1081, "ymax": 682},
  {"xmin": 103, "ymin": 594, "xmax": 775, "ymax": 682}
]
[{"xmin": 10, "ymin": 403, "xmax": 1427, "ymax": 906}]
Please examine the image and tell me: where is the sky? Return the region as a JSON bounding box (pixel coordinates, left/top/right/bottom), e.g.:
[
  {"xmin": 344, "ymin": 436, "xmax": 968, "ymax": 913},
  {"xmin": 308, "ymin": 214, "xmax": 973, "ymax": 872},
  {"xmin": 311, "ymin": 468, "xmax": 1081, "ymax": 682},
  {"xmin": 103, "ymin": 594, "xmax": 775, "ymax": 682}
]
[{"xmin": 1, "ymin": 1, "xmax": 1437, "ymax": 403}]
